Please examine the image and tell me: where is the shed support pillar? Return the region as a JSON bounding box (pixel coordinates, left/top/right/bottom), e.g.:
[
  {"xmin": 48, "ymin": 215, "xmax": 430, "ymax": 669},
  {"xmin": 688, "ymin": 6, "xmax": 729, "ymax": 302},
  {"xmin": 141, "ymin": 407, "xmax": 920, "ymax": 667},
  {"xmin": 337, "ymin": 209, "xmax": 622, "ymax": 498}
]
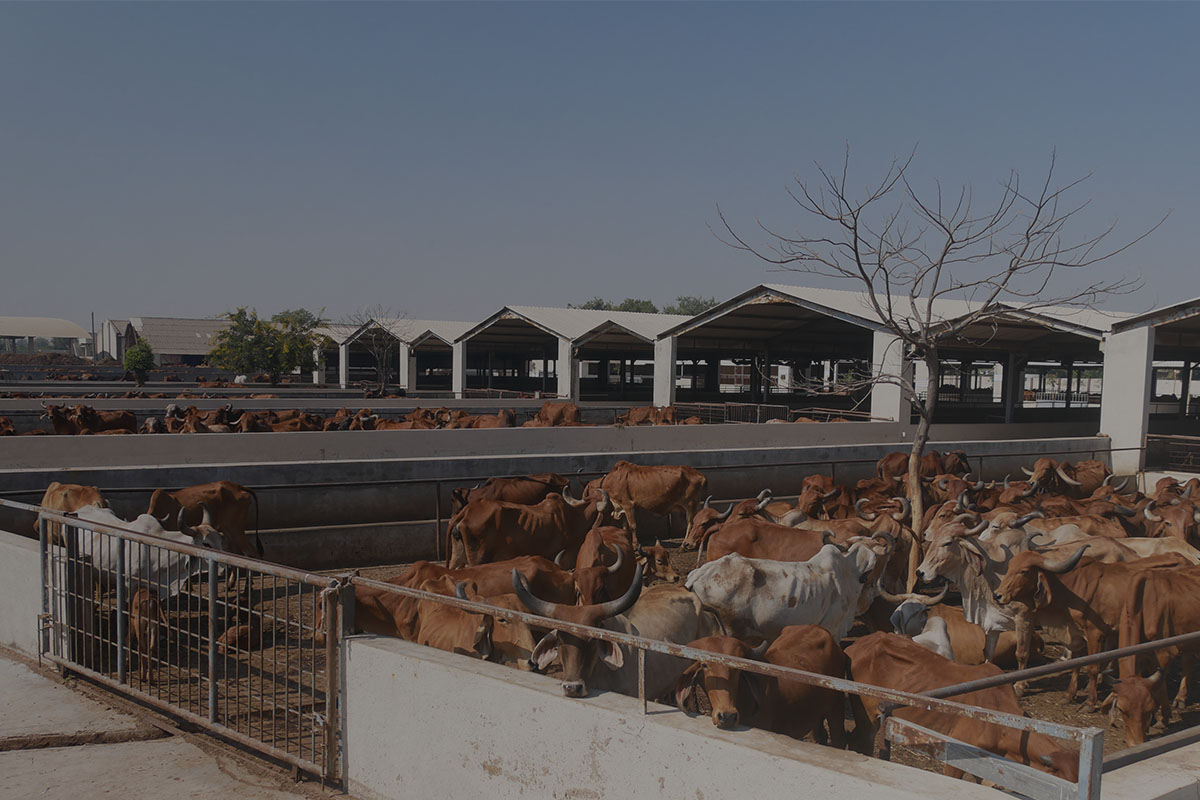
[
  {"xmin": 1100, "ymin": 326, "xmax": 1155, "ymax": 474},
  {"xmin": 556, "ymin": 337, "xmax": 577, "ymax": 400},
  {"xmin": 397, "ymin": 343, "xmax": 412, "ymax": 392},
  {"xmin": 869, "ymin": 332, "xmax": 909, "ymax": 423},
  {"xmin": 653, "ymin": 337, "xmax": 677, "ymax": 408},
  {"xmin": 312, "ymin": 346, "xmax": 325, "ymax": 385},
  {"xmin": 338, "ymin": 343, "xmax": 349, "ymax": 389},
  {"xmin": 452, "ymin": 342, "xmax": 466, "ymax": 399}
]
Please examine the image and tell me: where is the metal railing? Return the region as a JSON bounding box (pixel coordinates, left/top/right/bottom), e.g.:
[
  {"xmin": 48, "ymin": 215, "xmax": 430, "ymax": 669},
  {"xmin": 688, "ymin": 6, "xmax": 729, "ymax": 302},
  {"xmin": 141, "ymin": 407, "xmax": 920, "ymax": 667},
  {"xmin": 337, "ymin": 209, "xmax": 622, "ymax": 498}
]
[
  {"xmin": 1146, "ymin": 434, "xmax": 1200, "ymax": 473},
  {"xmin": 347, "ymin": 575, "xmax": 1104, "ymax": 800},
  {"xmin": 0, "ymin": 498, "xmax": 344, "ymax": 783}
]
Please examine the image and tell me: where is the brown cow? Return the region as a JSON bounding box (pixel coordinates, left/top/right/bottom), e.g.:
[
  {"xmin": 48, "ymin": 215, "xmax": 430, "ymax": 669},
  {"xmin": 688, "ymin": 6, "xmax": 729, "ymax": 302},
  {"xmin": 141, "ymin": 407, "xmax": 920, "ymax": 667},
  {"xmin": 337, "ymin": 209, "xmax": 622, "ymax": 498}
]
[
  {"xmin": 450, "ymin": 473, "xmax": 570, "ymax": 513},
  {"xmin": 525, "ymin": 400, "xmax": 582, "ymax": 427},
  {"xmin": 40, "ymin": 404, "xmax": 82, "ymax": 435},
  {"xmin": 37, "ymin": 482, "xmax": 109, "ymax": 545},
  {"xmin": 1143, "ymin": 498, "xmax": 1200, "ymax": 545},
  {"xmin": 410, "ymin": 577, "xmax": 539, "ymax": 667},
  {"xmin": 636, "ymin": 540, "xmax": 681, "ymax": 584},
  {"xmin": 0, "ymin": 416, "xmax": 14, "ymax": 436},
  {"xmin": 130, "ymin": 587, "xmax": 168, "ymax": 681},
  {"xmin": 676, "ymin": 626, "xmax": 846, "ymax": 745},
  {"xmin": 568, "ymin": 525, "xmax": 635, "ymax": 605},
  {"xmin": 1099, "ymin": 671, "xmax": 1166, "ymax": 746},
  {"xmin": 146, "ymin": 481, "xmax": 261, "ymax": 559},
  {"xmin": 468, "ymin": 409, "xmax": 516, "ymax": 428},
  {"xmin": 702, "ymin": 516, "xmax": 832, "ymax": 565},
  {"xmin": 446, "ymin": 491, "xmax": 601, "ymax": 568},
  {"xmin": 846, "ymin": 632, "xmax": 1079, "ymax": 781},
  {"xmin": 595, "ymin": 461, "xmax": 708, "ymax": 540},
  {"xmin": 1117, "ymin": 563, "xmax": 1200, "ymax": 716},
  {"xmin": 72, "ymin": 405, "xmax": 137, "ymax": 434}
]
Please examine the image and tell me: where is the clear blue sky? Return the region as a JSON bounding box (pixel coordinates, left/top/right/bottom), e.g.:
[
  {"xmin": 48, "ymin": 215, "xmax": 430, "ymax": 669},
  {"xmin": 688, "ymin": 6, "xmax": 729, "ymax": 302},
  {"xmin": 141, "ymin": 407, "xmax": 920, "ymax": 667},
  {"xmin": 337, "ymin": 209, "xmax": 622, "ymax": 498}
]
[{"xmin": 2, "ymin": 2, "xmax": 1195, "ymax": 329}]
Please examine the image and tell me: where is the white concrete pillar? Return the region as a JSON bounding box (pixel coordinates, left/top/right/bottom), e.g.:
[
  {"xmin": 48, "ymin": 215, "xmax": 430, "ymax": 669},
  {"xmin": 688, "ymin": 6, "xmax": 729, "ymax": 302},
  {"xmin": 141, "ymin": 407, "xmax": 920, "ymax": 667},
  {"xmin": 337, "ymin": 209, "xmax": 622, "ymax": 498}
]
[
  {"xmin": 653, "ymin": 337, "xmax": 678, "ymax": 407},
  {"xmin": 556, "ymin": 337, "xmax": 577, "ymax": 400},
  {"xmin": 869, "ymin": 332, "xmax": 910, "ymax": 422},
  {"xmin": 312, "ymin": 346, "xmax": 325, "ymax": 385},
  {"xmin": 397, "ymin": 343, "xmax": 412, "ymax": 391},
  {"xmin": 405, "ymin": 346, "xmax": 418, "ymax": 392},
  {"xmin": 338, "ymin": 343, "xmax": 350, "ymax": 389},
  {"xmin": 992, "ymin": 362, "xmax": 1004, "ymax": 404},
  {"xmin": 452, "ymin": 341, "xmax": 466, "ymax": 398},
  {"xmin": 1100, "ymin": 326, "xmax": 1155, "ymax": 474}
]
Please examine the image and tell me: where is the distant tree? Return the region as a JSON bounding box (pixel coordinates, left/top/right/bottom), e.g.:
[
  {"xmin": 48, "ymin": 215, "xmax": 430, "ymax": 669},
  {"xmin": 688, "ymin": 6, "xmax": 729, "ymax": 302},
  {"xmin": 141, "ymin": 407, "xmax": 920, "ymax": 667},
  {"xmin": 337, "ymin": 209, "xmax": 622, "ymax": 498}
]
[
  {"xmin": 208, "ymin": 307, "xmax": 323, "ymax": 385},
  {"xmin": 662, "ymin": 296, "xmax": 719, "ymax": 316},
  {"xmin": 572, "ymin": 297, "xmax": 616, "ymax": 310},
  {"xmin": 615, "ymin": 298, "xmax": 659, "ymax": 313},
  {"xmin": 123, "ymin": 341, "xmax": 155, "ymax": 386},
  {"xmin": 341, "ymin": 306, "xmax": 411, "ymax": 392}
]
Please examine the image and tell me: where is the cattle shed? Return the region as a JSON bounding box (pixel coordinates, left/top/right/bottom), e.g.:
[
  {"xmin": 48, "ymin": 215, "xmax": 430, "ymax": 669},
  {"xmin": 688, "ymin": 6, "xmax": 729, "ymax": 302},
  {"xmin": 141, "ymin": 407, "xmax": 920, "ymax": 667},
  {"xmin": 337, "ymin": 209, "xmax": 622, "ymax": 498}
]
[
  {"xmin": 317, "ymin": 319, "xmax": 473, "ymax": 391},
  {"xmin": 451, "ymin": 306, "xmax": 687, "ymax": 400},
  {"xmin": 1101, "ymin": 296, "xmax": 1200, "ymax": 473},
  {"xmin": 0, "ymin": 316, "xmax": 89, "ymax": 356},
  {"xmin": 124, "ymin": 317, "xmax": 231, "ymax": 366}
]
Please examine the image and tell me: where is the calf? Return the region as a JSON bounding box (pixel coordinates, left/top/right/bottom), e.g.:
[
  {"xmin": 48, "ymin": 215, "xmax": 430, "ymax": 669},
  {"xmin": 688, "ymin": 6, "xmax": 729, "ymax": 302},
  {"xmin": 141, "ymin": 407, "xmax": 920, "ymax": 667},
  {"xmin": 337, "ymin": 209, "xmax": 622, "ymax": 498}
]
[{"xmin": 130, "ymin": 588, "xmax": 167, "ymax": 681}]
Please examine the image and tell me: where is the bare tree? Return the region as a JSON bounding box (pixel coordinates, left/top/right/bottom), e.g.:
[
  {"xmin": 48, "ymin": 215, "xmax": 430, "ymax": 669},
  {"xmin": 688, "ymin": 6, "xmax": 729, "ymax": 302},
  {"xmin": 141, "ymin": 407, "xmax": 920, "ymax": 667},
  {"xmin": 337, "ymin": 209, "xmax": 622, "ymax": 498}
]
[
  {"xmin": 341, "ymin": 306, "xmax": 412, "ymax": 393},
  {"xmin": 717, "ymin": 148, "xmax": 1164, "ymax": 588}
]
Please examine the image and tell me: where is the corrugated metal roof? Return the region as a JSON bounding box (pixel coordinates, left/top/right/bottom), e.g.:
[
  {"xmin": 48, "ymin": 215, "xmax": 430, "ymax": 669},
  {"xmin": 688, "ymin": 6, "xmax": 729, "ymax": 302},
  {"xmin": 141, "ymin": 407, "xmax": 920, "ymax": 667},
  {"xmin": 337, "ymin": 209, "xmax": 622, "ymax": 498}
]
[
  {"xmin": 459, "ymin": 306, "xmax": 690, "ymax": 344},
  {"xmin": 0, "ymin": 317, "xmax": 89, "ymax": 340},
  {"xmin": 315, "ymin": 319, "xmax": 474, "ymax": 346},
  {"xmin": 129, "ymin": 317, "xmax": 230, "ymax": 356},
  {"xmin": 408, "ymin": 320, "xmax": 474, "ymax": 346}
]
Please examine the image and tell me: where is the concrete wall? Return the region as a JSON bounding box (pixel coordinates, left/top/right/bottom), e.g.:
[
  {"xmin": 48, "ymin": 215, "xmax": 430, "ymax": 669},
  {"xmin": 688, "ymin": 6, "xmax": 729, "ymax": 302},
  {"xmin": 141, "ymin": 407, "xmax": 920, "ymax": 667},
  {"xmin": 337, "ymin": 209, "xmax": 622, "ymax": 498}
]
[
  {"xmin": 1099, "ymin": 326, "xmax": 1155, "ymax": 474},
  {"xmin": 0, "ymin": 531, "xmax": 42, "ymax": 656},
  {"xmin": 343, "ymin": 636, "xmax": 998, "ymax": 800}
]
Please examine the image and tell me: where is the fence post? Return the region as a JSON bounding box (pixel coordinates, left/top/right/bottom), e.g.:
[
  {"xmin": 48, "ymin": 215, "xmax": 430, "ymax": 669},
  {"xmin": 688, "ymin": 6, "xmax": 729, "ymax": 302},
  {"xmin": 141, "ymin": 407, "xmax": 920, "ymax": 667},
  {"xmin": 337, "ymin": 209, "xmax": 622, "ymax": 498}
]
[
  {"xmin": 638, "ymin": 648, "xmax": 646, "ymax": 715},
  {"xmin": 1077, "ymin": 728, "xmax": 1104, "ymax": 800},
  {"xmin": 435, "ymin": 481, "xmax": 443, "ymax": 562},
  {"xmin": 337, "ymin": 581, "xmax": 355, "ymax": 785},
  {"xmin": 207, "ymin": 558, "xmax": 217, "ymax": 723},
  {"xmin": 322, "ymin": 585, "xmax": 340, "ymax": 783},
  {"xmin": 37, "ymin": 518, "xmax": 49, "ymax": 657},
  {"xmin": 115, "ymin": 534, "xmax": 126, "ymax": 684}
]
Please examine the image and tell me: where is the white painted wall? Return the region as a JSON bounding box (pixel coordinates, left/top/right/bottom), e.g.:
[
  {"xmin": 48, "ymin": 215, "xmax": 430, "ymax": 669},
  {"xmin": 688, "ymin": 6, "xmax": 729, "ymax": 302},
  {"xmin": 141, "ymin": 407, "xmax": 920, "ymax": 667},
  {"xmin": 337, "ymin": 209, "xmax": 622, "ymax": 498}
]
[
  {"xmin": 652, "ymin": 337, "xmax": 677, "ymax": 407},
  {"xmin": 1099, "ymin": 327, "xmax": 1155, "ymax": 474},
  {"xmin": 0, "ymin": 531, "xmax": 42, "ymax": 656},
  {"xmin": 870, "ymin": 332, "xmax": 911, "ymax": 422},
  {"xmin": 344, "ymin": 636, "xmax": 998, "ymax": 800},
  {"xmin": 338, "ymin": 342, "xmax": 350, "ymax": 389},
  {"xmin": 451, "ymin": 341, "xmax": 465, "ymax": 399},
  {"xmin": 556, "ymin": 337, "xmax": 577, "ymax": 400}
]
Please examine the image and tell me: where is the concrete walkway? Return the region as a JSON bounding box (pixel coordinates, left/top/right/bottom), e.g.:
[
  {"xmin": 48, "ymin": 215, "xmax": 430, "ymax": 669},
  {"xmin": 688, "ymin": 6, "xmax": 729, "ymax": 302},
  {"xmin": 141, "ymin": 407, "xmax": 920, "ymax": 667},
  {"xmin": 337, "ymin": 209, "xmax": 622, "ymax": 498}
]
[{"xmin": 0, "ymin": 652, "xmax": 338, "ymax": 799}]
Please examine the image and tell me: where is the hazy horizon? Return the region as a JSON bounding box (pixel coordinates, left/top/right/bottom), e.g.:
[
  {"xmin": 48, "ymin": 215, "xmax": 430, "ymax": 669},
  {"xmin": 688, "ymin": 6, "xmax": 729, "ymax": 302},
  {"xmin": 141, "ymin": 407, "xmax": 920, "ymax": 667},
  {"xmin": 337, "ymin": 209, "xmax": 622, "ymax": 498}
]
[{"xmin": 3, "ymin": 2, "xmax": 1196, "ymax": 330}]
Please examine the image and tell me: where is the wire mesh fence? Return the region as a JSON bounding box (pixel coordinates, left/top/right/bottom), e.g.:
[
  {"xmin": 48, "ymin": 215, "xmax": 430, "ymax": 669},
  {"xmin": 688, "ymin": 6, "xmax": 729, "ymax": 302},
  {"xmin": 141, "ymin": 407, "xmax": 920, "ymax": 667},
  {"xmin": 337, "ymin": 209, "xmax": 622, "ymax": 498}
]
[{"xmin": 11, "ymin": 499, "xmax": 343, "ymax": 782}]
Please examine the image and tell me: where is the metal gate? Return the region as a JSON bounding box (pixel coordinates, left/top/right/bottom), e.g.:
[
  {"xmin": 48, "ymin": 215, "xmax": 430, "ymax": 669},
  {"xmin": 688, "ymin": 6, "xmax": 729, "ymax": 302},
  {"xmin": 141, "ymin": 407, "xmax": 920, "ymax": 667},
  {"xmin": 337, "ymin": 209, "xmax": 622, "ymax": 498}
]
[{"xmin": 6, "ymin": 499, "xmax": 346, "ymax": 783}]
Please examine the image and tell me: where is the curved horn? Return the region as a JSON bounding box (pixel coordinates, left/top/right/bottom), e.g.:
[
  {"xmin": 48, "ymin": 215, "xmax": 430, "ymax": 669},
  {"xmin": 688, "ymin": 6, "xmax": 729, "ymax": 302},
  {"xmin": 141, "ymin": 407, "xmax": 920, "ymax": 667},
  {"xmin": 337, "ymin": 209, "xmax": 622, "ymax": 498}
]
[
  {"xmin": 952, "ymin": 513, "xmax": 978, "ymax": 525},
  {"xmin": 822, "ymin": 487, "xmax": 840, "ymax": 501},
  {"xmin": 1004, "ymin": 474, "xmax": 1011, "ymax": 489},
  {"xmin": 604, "ymin": 543, "xmax": 626, "ymax": 575},
  {"xmin": 872, "ymin": 531, "xmax": 896, "ymax": 554},
  {"xmin": 1020, "ymin": 481, "xmax": 1037, "ymax": 498},
  {"xmin": 756, "ymin": 489, "xmax": 772, "ymax": 501},
  {"xmin": 1103, "ymin": 474, "xmax": 1116, "ymax": 486},
  {"xmin": 702, "ymin": 496, "xmax": 711, "ymax": 510},
  {"xmin": 1040, "ymin": 545, "xmax": 1088, "ymax": 574},
  {"xmin": 454, "ymin": 581, "xmax": 470, "ymax": 600},
  {"xmin": 596, "ymin": 488, "xmax": 612, "ymax": 514},
  {"xmin": 964, "ymin": 518, "xmax": 988, "ymax": 537},
  {"xmin": 178, "ymin": 508, "xmax": 195, "ymax": 539},
  {"xmin": 954, "ymin": 492, "xmax": 967, "ymax": 513},
  {"xmin": 918, "ymin": 585, "xmax": 949, "ymax": 606},
  {"xmin": 715, "ymin": 503, "xmax": 734, "ymax": 522},
  {"xmin": 754, "ymin": 494, "xmax": 772, "ymax": 513},
  {"xmin": 561, "ymin": 487, "xmax": 588, "ymax": 508},
  {"xmin": 1148, "ymin": 670, "xmax": 1163, "ymax": 687},
  {"xmin": 748, "ymin": 640, "xmax": 768, "ymax": 660},
  {"xmin": 1023, "ymin": 530, "xmax": 1047, "ymax": 550},
  {"xmin": 937, "ymin": 477, "xmax": 948, "ymax": 491},
  {"xmin": 1021, "ymin": 467, "xmax": 1035, "ymax": 477},
  {"xmin": 1145, "ymin": 501, "xmax": 1163, "ymax": 522},
  {"xmin": 592, "ymin": 563, "xmax": 644, "ymax": 619},
  {"xmin": 1055, "ymin": 464, "xmax": 1082, "ymax": 487},
  {"xmin": 890, "ymin": 496, "xmax": 911, "ymax": 521},
  {"xmin": 199, "ymin": 502, "xmax": 213, "ymax": 528},
  {"xmin": 855, "ymin": 499, "xmax": 877, "ymax": 521},
  {"xmin": 1012, "ymin": 511, "xmax": 1044, "ymax": 528},
  {"xmin": 511, "ymin": 569, "xmax": 564, "ymax": 618},
  {"xmin": 1109, "ymin": 478, "xmax": 1128, "ymax": 493},
  {"xmin": 1185, "ymin": 483, "xmax": 1194, "ymax": 500},
  {"xmin": 821, "ymin": 531, "xmax": 848, "ymax": 553},
  {"xmin": 878, "ymin": 587, "xmax": 909, "ymax": 604},
  {"xmin": 973, "ymin": 478, "xmax": 985, "ymax": 491},
  {"xmin": 554, "ymin": 549, "xmax": 571, "ymax": 569}
]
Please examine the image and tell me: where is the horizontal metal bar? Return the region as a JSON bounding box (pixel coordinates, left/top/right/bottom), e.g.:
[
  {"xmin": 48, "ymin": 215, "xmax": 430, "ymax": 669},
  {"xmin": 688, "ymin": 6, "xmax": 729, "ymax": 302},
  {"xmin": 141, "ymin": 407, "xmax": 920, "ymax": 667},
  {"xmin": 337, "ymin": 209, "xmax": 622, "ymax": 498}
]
[
  {"xmin": 349, "ymin": 575, "xmax": 1088, "ymax": 742},
  {"xmin": 45, "ymin": 654, "xmax": 326, "ymax": 778},
  {"xmin": 1103, "ymin": 724, "xmax": 1200, "ymax": 771},
  {"xmin": 925, "ymin": 628, "xmax": 1200, "ymax": 700},
  {"xmin": 0, "ymin": 498, "xmax": 336, "ymax": 587}
]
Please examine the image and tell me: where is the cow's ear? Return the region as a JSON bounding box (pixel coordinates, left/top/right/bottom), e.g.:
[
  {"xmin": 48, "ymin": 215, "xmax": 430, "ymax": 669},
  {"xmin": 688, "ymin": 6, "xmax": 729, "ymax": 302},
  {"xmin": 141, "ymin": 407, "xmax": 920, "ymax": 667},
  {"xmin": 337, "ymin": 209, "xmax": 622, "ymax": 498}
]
[
  {"xmin": 1035, "ymin": 573, "xmax": 1053, "ymax": 610},
  {"xmin": 674, "ymin": 664, "xmax": 701, "ymax": 711},
  {"xmin": 598, "ymin": 640, "xmax": 624, "ymax": 671},
  {"xmin": 531, "ymin": 632, "xmax": 559, "ymax": 671},
  {"xmin": 473, "ymin": 618, "xmax": 494, "ymax": 660}
]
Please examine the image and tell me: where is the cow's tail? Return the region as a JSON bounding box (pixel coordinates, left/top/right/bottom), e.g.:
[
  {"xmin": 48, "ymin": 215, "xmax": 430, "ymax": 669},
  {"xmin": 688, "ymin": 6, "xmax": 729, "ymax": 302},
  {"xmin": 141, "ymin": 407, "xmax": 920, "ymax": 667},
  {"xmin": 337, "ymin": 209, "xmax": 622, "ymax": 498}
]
[{"xmin": 247, "ymin": 487, "xmax": 263, "ymax": 558}]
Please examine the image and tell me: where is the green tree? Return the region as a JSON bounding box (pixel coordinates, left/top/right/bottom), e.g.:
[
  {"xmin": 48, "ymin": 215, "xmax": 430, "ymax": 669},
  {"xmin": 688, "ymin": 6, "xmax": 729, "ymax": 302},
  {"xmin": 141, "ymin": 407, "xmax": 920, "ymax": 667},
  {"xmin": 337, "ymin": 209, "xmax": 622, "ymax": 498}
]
[
  {"xmin": 208, "ymin": 307, "xmax": 323, "ymax": 385},
  {"xmin": 123, "ymin": 341, "xmax": 155, "ymax": 386},
  {"xmin": 662, "ymin": 295, "xmax": 718, "ymax": 316},
  {"xmin": 571, "ymin": 297, "xmax": 616, "ymax": 310},
  {"xmin": 615, "ymin": 298, "xmax": 659, "ymax": 313}
]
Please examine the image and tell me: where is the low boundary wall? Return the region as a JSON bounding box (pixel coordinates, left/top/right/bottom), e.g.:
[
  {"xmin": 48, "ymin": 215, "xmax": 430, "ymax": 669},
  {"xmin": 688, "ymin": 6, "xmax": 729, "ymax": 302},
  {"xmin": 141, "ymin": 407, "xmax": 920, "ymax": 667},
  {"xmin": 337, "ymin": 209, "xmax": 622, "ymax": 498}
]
[
  {"xmin": 0, "ymin": 530, "xmax": 42, "ymax": 656},
  {"xmin": 342, "ymin": 635, "xmax": 999, "ymax": 800}
]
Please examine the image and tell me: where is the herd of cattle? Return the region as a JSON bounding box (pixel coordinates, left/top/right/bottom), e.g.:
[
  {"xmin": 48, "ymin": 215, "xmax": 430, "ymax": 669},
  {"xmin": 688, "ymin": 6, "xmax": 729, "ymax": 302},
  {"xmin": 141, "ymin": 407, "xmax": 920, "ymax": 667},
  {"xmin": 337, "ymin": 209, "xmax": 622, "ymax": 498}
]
[
  {"xmin": 1, "ymin": 401, "xmax": 716, "ymax": 435},
  {"xmin": 34, "ymin": 452, "xmax": 1200, "ymax": 783}
]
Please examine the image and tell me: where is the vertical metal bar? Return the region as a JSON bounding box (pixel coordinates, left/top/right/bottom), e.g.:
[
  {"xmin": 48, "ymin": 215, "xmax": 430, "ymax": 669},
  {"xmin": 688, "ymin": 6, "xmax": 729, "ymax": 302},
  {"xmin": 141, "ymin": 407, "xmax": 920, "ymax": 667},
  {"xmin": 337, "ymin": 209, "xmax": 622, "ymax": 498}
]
[
  {"xmin": 435, "ymin": 481, "xmax": 443, "ymax": 562},
  {"xmin": 638, "ymin": 648, "xmax": 646, "ymax": 715},
  {"xmin": 1077, "ymin": 728, "xmax": 1104, "ymax": 800},
  {"xmin": 38, "ymin": 518, "xmax": 49, "ymax": 657},
  {"xmin": 116, "ymin": 534, "xmax": 126, "ymax": 684},
  {"xmin": 64, "ymin": 523, "xmax": 78, "ymax": 665},
  {"xmin": 208, "ymin": 557, "xmax": 217, "ymax": 723},
  {"xmin": 323, "ymin": 586, "xmax": 338, "ymax": 782}
]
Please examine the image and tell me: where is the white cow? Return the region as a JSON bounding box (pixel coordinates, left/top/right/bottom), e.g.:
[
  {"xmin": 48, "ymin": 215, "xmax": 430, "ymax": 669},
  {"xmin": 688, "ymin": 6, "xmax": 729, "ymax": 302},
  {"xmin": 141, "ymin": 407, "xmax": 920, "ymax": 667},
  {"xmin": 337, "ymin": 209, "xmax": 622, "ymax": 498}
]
[
  {"xmin": 885, "ymin": 589, "xmax": 955, "ymax": 660},
  {"xmin": 684, "ymin": 541, "xmax": 880, "ymax": 640},
  {"xmin": 982, "ymin": 513, "xmax": 1200, "ymax": 564},
  {"xmin": 73, "ymin": 505, "xmax": 228, "ymax": 597}
]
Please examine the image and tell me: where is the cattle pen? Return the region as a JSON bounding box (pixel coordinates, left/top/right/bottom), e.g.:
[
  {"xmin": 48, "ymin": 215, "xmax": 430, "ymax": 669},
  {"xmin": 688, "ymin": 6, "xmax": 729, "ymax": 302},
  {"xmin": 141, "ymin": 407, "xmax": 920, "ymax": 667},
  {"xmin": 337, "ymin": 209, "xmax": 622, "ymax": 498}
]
[{"xmin": 7, "ymin": 495, "xmax": 1200, "ymax": 800}]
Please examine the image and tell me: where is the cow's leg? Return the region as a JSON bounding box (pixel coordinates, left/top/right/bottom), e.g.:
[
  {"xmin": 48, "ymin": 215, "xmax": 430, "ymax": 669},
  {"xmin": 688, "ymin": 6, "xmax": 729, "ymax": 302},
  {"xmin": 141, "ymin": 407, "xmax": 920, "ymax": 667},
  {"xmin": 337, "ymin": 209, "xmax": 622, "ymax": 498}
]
[
  {"xmin": 1081, "ymin": 631, "xmax": 1107, "ymax": 711},
  {"xmin": 826, "ymin": 700, "xmax": 847, "ymax": 749},
  {"xmin": 983, "ymin": 629, "xmax": 1000, "ymax": 664},
  {"xmin": 1175, "ymin": 651, "xmax": 1193, "ymax": 710},
  {"xmin": 1013, "ymin": 615, "xmax": 1033, "ymax": 697}
]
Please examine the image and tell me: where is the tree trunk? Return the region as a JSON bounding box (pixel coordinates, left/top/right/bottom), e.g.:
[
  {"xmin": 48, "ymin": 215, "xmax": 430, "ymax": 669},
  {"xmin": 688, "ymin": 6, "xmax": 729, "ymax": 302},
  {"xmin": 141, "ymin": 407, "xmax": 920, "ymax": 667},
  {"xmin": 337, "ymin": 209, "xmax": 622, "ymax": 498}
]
[{"xmin": 905, "ymin": 350, "xmax": 940, "ymax": 591}]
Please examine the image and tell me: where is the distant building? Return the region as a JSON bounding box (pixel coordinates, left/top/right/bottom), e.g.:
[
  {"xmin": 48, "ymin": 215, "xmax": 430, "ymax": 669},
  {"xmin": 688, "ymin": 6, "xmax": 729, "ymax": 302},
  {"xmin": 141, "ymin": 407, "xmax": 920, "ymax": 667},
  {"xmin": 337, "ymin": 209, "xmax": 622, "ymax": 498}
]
[
  {"xmin": 0, "ymin": 316, "xmax": 89, "ymax": 356},
  {"xmin": 120, "ymin": 317, "xmax": 230, "ymax": 366}
]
